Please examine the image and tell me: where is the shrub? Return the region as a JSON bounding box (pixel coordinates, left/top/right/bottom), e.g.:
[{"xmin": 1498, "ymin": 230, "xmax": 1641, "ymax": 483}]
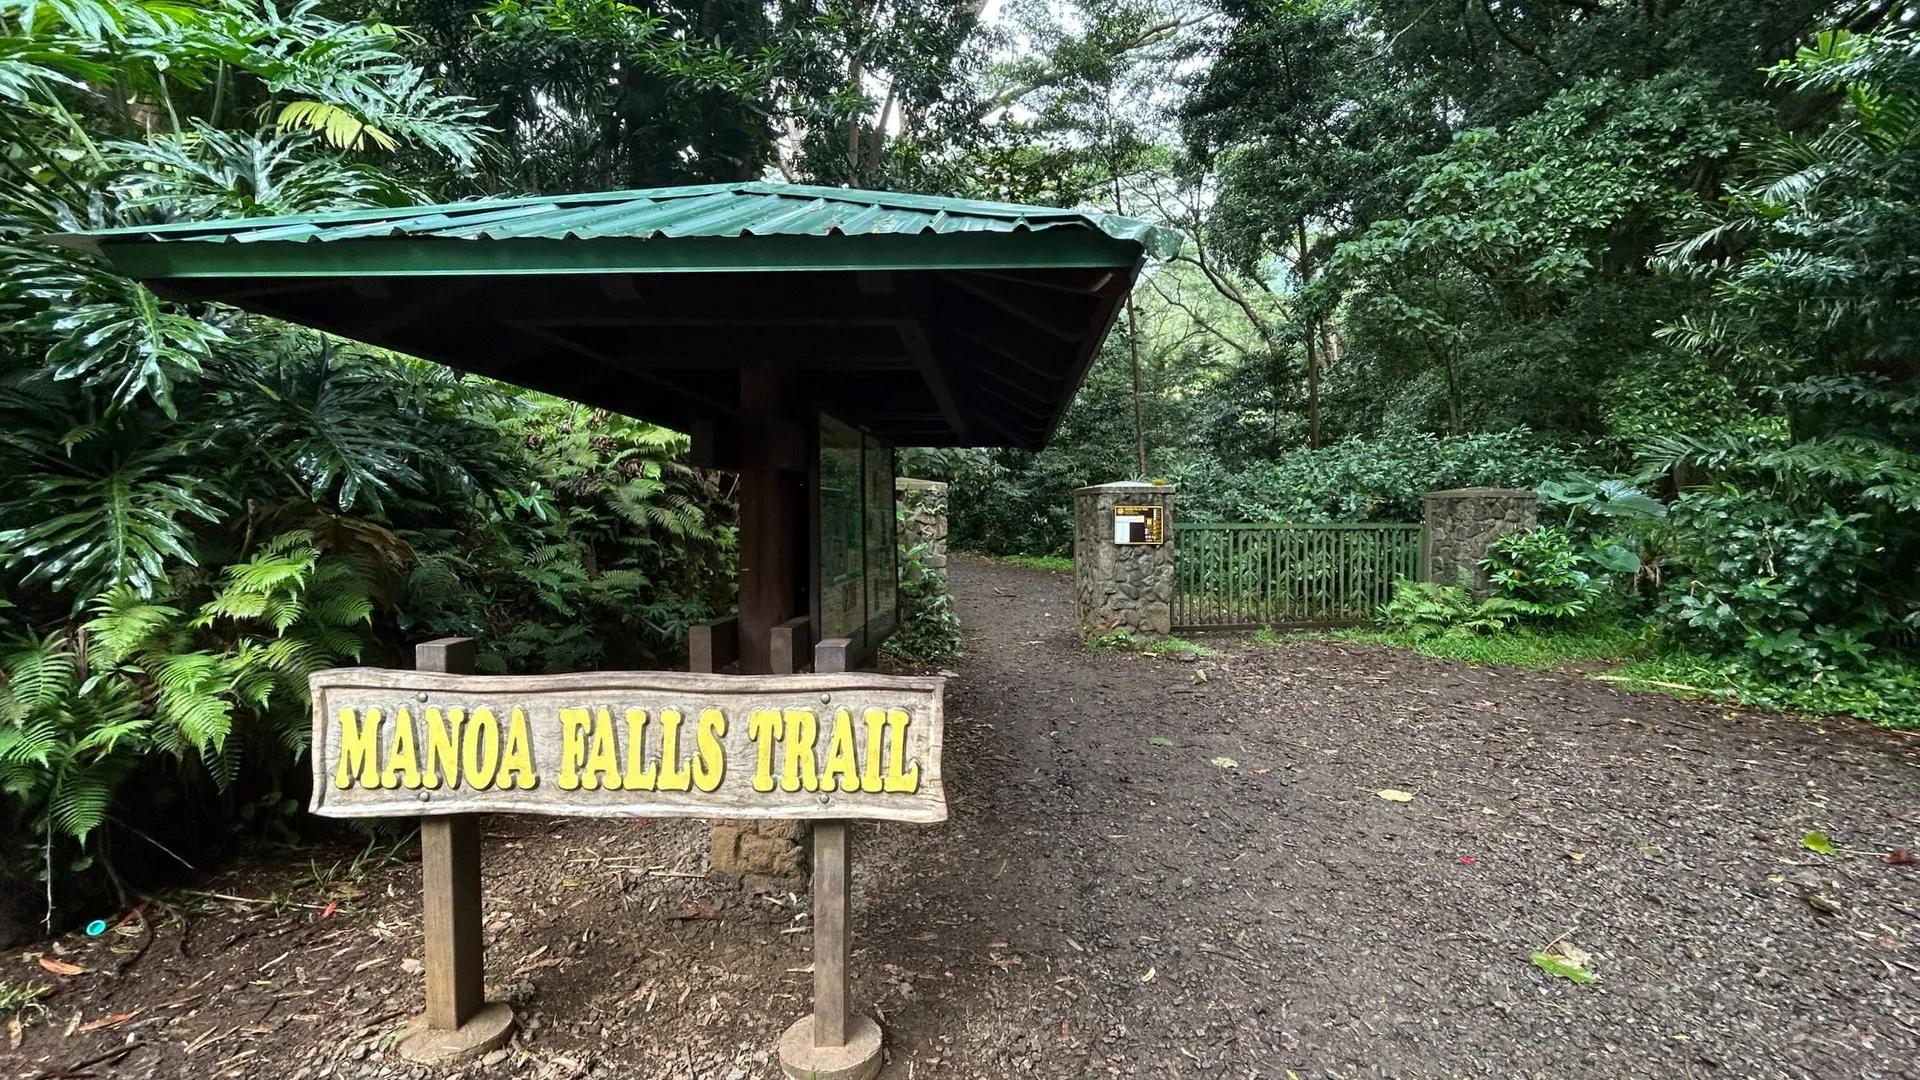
[
  {"xmin": 1657, "ymin": 487, "xmax": 1881, "ymax": 678},
  {"xmin": 1, "ymin": 534, "xmax": 371, "ymax": 848},
  {"xmin": 1377, "ymin": 579, "xmax": 1504, "ymax": 638},
  {"xmin": 1173, "ymin": 430, "xmax": 1585, "ymax": 524},
  {"xmin": 1480, "ymin": 527, "xmax": 1609, "ymax": 625},
  {"xmin": 885, "ymin": 536, "xmax": 961, "ymax": 664}
]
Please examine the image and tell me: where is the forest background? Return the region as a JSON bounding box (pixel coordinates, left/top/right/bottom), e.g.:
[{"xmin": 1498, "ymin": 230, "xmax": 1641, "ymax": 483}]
[{"xmin": 1, "ymin": 0, "xmax": 1915, "ymax": 919}]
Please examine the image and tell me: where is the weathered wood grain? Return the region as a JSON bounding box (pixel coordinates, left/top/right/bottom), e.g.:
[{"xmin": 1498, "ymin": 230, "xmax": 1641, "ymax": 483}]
[
  {"xmin": 812, "ymin": 820, "xmax": 851, "ymax": 1047},
  {"xmin": 309, "ymin": 669, "xmax": 945, "ymax": 823},
  {"xmin": 413, "ymin": 639, "xmax": 485, "ymax": 1032}
]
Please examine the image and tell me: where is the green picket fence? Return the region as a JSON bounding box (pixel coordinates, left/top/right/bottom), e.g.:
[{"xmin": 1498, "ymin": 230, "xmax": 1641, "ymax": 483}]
[{"xmin": 1172, "ymin": 521, "xmax": 1424, "ymax": 630}]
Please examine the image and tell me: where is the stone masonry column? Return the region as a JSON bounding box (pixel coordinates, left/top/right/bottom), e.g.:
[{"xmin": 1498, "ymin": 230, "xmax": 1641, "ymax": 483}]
[
  {"xmin": 1422, "ymin": 486, "xmax": 1538, "ymax": 596},
  {"xmin": 1074, "ymin": 482, "xmax": 1175, "ymax": 637}
]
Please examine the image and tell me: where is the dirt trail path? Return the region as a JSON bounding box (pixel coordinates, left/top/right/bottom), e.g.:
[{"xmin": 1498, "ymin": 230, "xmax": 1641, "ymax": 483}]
[{"xmin": 7, "ymin": 556, "xmax": 1918, "ymax": 1079}]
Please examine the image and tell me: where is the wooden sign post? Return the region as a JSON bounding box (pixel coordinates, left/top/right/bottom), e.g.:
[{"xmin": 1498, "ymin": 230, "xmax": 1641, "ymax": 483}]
[
  {"xmin": 397, "ymin": 639, "xmax": 516, "ymax": 1065},
  {"xmin": 309, "ymin": 650, "xmax": 943, "ymax": 1076}
]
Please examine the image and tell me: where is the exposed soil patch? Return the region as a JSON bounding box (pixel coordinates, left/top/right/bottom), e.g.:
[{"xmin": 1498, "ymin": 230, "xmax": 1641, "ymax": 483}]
[{"xmin": 6, "ymin": 554, "xmax": 1918, "ymax": 1079}]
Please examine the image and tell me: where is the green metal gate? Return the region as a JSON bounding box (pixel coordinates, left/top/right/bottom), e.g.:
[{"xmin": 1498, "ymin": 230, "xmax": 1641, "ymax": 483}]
[{"xmin": 1172, "ymin": 522, "xmax": 1424, "ymax": 630}]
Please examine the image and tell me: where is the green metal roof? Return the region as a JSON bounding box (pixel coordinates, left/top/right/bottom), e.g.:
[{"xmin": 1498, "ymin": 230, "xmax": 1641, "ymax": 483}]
[
  {"xmin": 57, "ymin": 183, "xmax": 1178, "ymax": 450},
  {"xmin": 61, "ymin": 182, "xmax": 1181, "ymax": 275}
]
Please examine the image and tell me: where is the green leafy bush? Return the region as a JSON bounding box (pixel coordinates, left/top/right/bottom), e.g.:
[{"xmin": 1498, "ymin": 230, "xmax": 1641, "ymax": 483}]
[
  {"xmin": 1480, "ymin": 527, "xmax": 1609, "ymax": 625},
  {"xmin": 1172, "ymin": 431, "xmax": 1584, "ymax": 524},
  {"xmin": 886, "ymin": 536, "xmax": 961, "ymax": 665},
  {"xmin": 1377, "ymin": 579, "xmax": 1503, "ymax": 639},
  {"xmin": 1, "ymin": 534, "xmax": 371, "ymax": 846},
  {"xmin": 1657, "ymin": 488, "xmax": 1880, "ymax": 678}
]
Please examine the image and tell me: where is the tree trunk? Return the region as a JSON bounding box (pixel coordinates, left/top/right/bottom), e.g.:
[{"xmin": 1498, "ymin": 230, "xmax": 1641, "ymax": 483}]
[
  {"xmin": 1297, "ymin": 219, "xmax": 1321, "ymax": 448},
  {"xmin": 1442, "ymin": 348, "xmax": 1462, "ymax": 434}
]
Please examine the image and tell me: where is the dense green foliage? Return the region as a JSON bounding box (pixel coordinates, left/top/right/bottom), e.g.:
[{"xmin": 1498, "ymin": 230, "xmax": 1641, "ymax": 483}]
[
  {"xmin": 928, "ymin": 2, "xmax": 1918, "ymax": 725},
  {"xmin": 5, "ymin": 0, "xmax": 1920, "ymax": 913},
  {"xmin": 0, "ymin": 0, "xmax": 737, "ymax": 907}
]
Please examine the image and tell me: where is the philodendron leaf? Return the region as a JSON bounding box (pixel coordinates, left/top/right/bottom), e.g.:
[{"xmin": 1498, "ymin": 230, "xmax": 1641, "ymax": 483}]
[
  {"xmin": 1531, "ymin": 951, "xmax": 1598, "ymax": 984},
  {"xmin": 1803, "ymin": 831, "xmax": 1835, "ymax": 855}
]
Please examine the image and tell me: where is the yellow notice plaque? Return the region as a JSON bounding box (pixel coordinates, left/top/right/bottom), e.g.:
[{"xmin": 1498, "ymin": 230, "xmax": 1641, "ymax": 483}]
[
  {"xmin": 1112, "ymin": 504, "xmax": 1166, "ymax": 545},
  {"xmin": 309, "ymin": 669, "xmax": 945, "ymax": 823}
]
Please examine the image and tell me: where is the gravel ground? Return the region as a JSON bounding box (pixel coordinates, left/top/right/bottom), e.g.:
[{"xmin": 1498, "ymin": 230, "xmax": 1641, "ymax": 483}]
[{"xmin": 6, "ymin": 554, "xmax": 1917, "ymax": 1080}]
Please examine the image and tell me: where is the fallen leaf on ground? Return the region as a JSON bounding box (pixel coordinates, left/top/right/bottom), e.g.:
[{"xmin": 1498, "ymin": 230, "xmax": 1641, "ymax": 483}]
[
  {"xmin": 6, "ymin": 1014, "xmax": 20, "ymax": 1050},
  {"xmin": 1803, "ymin": 831, "xmax": 1835, "ymax": 855},
  {"xmin": 1210, "ymin": 756, "xmax": 1238, "ymax": 769},
  {"xmin": 1377, "ymin": 789, "xmax": 1415, "ymax": 802},
  {"xmin": 36, "ymin": 957, "xmax": 85, "ymax": 977},
  {"xmin": 1530, "ymin": 945, "xmax": 1597, "ymax": 985},
  {"xmin": 1146, "ymin": 736, "xmax": 1174, "ymax": 747},
  {"xmin": 399, "ymin": 957, "xmax": 424, "ymax": 975},
  {"xmin": 77, "ymin": 1010, "xmax": 139, "ymax": 1032},
  {"xmin": 668, "ymin": 901, "xmax": 716, "ymax": 920},
  {"xmin": 1885, "ymin": 848, "xmax": 1913, "ymax": 866},
  {"xmin": 1458, "ymin": 855, "xmax": 1477, "ymax": 867}
]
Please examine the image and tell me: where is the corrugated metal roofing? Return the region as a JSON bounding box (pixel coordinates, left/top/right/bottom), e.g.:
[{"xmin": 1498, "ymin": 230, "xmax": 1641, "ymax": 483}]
[{"xmin": 70, "ymin": 181, "xmax": 1183, "ymax": 257}]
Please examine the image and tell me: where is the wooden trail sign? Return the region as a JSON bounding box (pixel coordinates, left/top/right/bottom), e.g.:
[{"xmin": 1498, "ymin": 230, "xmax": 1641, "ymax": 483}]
[
  {"xmin": 309, "ymin": 669, "xmax": 946, "ymax": 824},
  {"xmin": 317, "ymin": 644, "xmax": 943, "ymax": 1077}
]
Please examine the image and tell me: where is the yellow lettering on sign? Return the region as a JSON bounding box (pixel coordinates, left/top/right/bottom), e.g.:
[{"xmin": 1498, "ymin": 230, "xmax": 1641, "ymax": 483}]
[
  {"xmin": 883, "ymin": 708, "xmax": 920, "ymax": 793},
  {"xmin": 422, "ymin": 707, "xmax": 462, "ymax": 789},
  {"xmin": 861, "ymin": 708, "xmax": 886, "ymax": 792},
  {"xmin": 622, "ymin": 709, "xmax": 657, "ymax": 790},
  {"xmin": 692, "ymin": 709, "xmax": 726, "ymax": 793},
  {"xmin": 463, "ymin": 707, "xmax": 502, "ymax": 789},
  {"xmin": 382, "ymin": 707, "xmax": 422, "ymax": 789},
  {"xmin": 820, "ymin": 708, "xmax": 861, "ymax": 792},
  {"xmin": 334, "ymin": 707, "xmax": 381, "ymax": 790},
  {"xmin": 748, "ymin": 709, "xmax": 781, "ymax": 792},
  {"xmin": 581, "ymin": 707, "xmax": 622, "ymax": 790},
  {"xmin": 781, "ymin": 710, "xmax": 819, "ymax": 792},
  {"xmin": 656, "ymin": 709, "xmax": 692, "ymax": 792},
  {"xmin": 498, "ymin": 707, "xmax": 537, "ymax": 790},
  {"xmin": 557, "ymin": 707, "xmax": 590, "ymax": 791}
]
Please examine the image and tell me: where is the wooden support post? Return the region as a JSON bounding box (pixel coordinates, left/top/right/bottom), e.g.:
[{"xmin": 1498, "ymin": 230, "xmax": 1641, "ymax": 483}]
[
  {"xmin": 778, "ymin": 633, "xmax": 882, "ymax": 1080},
  {"xmin": 420, "ymin": 814, "xmax": 483, "ymax": 1030},
  {"xmin": 689, "ymin": 615, "xmax": 740, "ymax": 674},
  {"xmin": 812, "ymin": 821, "xmax": 852, "ymax": 1048},
  {"xmin": 778, "ymin": 815, "xmax": 879, "ymax": 1080},
  {"xmin": 396, "ymin": 638, "xmax": 515, "ymax": 1066},
  {"xmin": 769, "ymin": 615, "xmax": 814, "ymax": 676},
  {"xmin": 737, "ymin": 360, "xmax": 803, "ymax": 674}
]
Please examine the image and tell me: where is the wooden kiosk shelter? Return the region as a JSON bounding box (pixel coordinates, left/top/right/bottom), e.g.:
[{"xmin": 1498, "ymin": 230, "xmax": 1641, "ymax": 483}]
[{"xmin": 59, "ymin": 182, "xmax": 1175, "ymax": 1076}]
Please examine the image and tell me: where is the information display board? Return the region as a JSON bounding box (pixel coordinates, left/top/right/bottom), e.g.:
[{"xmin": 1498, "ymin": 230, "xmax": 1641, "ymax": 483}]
[
  {"xmin": 816, "ymin": 415, "xmax": 897, "ymax": 657},
  {"xmin": 1113, "ymin": 504, "xmax": 1166, "ymax": 544}
]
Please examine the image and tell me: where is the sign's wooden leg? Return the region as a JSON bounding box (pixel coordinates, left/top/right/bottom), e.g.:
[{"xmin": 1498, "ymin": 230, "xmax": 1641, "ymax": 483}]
[
  {"xmin": 812, "ymin": 821, "xmax": 851, "ymax": 1048},
  {"xmin": 779, "ymin": 814, "xmax": 881, "ymax": 1078},
  {"xmin": 421, "ymin": 815, "xmax": 484, "ymax": 1029},
  {"xmin": 397, "ymin": 638, "xmax": 515, "ymax": 1066}
]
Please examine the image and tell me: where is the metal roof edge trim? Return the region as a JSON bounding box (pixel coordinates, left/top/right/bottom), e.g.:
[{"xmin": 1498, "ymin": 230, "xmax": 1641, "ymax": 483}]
[
  {"xmin": 97, "ymin": 229, "xmax": 1150, "ymax": 279},
  {"xmin": 57, "ymin": 183, "xmax": 1183, "ymax": 260}
]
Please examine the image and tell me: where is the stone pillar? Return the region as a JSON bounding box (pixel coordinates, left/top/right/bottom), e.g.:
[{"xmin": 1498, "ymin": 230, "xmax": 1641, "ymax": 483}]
[
  {"xmin": 895, "ymin": 477, "xmax": 948, "ymax": 584},
  {"xmin": 1074, "ymin": 482, "xmax": 1175, "ymax": 637},
  {"xmin": 1422, "ymin": 487, "xmax": 1538, "ymax": 595}
]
